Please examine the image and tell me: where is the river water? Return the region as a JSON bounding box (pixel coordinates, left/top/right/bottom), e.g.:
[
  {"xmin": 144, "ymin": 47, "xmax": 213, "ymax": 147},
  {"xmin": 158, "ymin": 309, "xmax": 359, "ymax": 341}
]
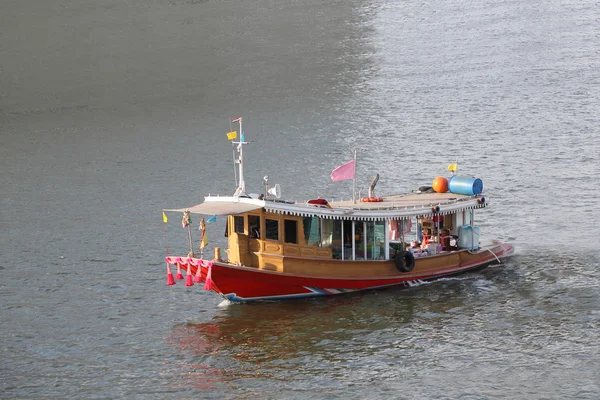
[{"xmin": 1, "ymin": 0, "xmax": 599, "ymax": 398}]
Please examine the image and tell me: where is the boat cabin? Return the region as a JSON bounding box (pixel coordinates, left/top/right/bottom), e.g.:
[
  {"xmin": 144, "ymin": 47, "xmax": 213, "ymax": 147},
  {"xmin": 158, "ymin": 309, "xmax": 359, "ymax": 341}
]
[{"xmin": 222, "ymin": 192, "xmax": 482, "ymax": 273}]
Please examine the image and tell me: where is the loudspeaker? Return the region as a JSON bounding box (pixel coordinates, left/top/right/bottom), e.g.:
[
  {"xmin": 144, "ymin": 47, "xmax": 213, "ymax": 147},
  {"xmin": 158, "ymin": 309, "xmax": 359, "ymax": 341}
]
[{"xmin": 267, "ymin": 184, "xmax": 281, "ymax": 199}]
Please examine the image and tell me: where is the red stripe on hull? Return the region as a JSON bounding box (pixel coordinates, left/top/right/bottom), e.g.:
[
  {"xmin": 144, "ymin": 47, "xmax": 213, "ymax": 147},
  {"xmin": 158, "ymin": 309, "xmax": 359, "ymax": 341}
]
[{"xmin": 201, "ymin": 244, "xmax": 514, "ymax": 301}]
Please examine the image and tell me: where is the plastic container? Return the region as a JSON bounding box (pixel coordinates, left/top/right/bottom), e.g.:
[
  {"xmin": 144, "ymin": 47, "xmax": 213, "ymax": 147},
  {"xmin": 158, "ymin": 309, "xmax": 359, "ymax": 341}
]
[
  {"xmin": 458, "ymin": 225, "xmax": 480, "ymax": 250},
  {"xmin": 449, "ymin": 176, "xmax": 483, "ymax": 196},
  {"xmin": 426, "ymin": 242, "xmax": 440, "ymax": 255}
]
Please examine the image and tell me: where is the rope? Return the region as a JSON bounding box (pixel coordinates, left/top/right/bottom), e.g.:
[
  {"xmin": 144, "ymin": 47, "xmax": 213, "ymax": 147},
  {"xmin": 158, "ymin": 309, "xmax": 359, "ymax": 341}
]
[{"xmin": 487, "ymin": 248, "xmax": 501, "ymax": 264}]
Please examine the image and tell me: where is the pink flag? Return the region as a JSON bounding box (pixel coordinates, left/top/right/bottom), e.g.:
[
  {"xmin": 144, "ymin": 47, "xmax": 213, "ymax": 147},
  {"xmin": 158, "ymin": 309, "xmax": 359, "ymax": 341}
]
[{"xmin": 330, "ymin": 160, "xmax": 356, "ymax": 181}]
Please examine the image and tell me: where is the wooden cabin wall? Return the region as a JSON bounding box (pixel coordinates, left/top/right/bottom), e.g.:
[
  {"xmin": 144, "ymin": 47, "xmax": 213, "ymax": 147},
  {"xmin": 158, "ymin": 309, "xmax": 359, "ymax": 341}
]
[
  {"xmin": 226, "ymin": 211, "xmax": 333, "ymax": 270},
  {"xmin": 224, "ymin": 210, "xmax": 482, "ymax": 278}
]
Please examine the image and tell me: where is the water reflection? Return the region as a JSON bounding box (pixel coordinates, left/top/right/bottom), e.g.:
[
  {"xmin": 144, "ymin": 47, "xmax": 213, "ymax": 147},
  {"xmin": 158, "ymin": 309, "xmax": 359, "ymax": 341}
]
[
  {"xmin": 165, "ymin": 285, "xmax": 491, "ymax": 396},
  {"xmin": 167, "ymin": 285, "xmax": 474, "ymax": 371},
  {"xmin": 171, "ymin": 296, "xmax": 372, "ymax": 356}
]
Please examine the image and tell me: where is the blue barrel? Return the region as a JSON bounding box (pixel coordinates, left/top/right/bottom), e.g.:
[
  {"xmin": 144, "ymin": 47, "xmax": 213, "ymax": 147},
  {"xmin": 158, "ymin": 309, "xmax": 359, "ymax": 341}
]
[{"xmin": 449, "ymin": 176, "xmax": 483, "ymax": 195}]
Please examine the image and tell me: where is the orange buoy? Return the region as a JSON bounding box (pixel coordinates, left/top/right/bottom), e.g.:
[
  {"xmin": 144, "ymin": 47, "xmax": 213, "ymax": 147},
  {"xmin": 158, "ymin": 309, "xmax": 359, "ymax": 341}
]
[{"xmin": 432, "ymin": 176, "xmax": 449, "ymax": 193}]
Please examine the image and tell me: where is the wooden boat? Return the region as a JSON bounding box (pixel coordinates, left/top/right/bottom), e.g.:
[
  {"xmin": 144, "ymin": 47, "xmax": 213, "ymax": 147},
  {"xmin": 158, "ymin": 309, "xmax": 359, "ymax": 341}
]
[{"xmin": 162, "ymin": 119, "xmax": 513, "ymax": 302}]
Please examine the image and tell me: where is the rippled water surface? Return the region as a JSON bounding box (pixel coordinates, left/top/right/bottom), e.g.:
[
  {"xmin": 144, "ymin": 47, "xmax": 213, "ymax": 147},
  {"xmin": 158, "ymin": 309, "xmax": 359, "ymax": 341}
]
[{"xmin": 1, "ymin": 0, "xmax": 599, "ymax": 398}]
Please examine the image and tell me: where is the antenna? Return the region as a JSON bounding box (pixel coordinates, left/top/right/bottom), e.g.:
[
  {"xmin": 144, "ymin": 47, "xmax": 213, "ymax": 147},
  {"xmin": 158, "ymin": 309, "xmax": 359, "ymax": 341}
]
[
  {"xmin": 263, "ymin": 175, "xmax": 269, "ymax": 198},
  {"xmin": 231, "ymin": 117, "xmax": 246, "ymax": 197}
]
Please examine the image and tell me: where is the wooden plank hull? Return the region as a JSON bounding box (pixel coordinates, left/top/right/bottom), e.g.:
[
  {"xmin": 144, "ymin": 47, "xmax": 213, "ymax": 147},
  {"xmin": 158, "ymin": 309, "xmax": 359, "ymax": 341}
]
[{"xmin": 167, "ymin": 242, "xmax": 514, "ymax": 302}]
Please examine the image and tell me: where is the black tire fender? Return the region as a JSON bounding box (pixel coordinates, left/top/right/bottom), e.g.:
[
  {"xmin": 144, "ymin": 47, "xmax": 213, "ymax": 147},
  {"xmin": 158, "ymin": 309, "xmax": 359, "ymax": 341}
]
[{"xmin": 395, "ymin": 251, "xmax": 415, "ymax": 273}]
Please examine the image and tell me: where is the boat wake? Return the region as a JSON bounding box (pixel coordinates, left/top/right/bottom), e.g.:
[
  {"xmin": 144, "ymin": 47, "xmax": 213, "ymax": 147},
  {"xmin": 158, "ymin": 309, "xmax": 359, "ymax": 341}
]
[
  {"xmin": 435, "ymin": 276, "xmax": 474, "ymax": 282},
  {"xmin": 218, "ymin": 299, "xmax": 234, "ymax": 307},
  {"xmin": 471, "ymin": 278, "xmax": 497, "ymax": 292}
]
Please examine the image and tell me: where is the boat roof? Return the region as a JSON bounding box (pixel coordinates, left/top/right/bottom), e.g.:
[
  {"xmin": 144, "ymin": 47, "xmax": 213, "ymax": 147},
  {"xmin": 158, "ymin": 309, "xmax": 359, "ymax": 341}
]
[{"xmin": 165, "ymin": 191, "xmax": 486, "ymax": 221}]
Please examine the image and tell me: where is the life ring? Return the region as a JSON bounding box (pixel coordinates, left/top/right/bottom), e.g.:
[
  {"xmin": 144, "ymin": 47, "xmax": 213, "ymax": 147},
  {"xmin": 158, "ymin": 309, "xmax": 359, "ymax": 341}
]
[
  {"xmin": 360, "ymin": 197, "xmax": 384, "ymax": 203},
  {"xmin": 308, "ymin": 198, "xmax": 333, "ymax": 209},
  {"xmin": 394, "ymin": 251, "xmax": 415, "ymax": 273}
]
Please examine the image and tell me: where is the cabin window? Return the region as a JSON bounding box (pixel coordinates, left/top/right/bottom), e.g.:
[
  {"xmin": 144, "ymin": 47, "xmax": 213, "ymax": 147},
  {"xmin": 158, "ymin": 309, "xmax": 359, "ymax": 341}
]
[
  {"xmin": 342, "ymin": 220, "xmax": 353, "ymax": 260},
  {"xmin": 284, "ymin": 219, "xmax": 298, "ymax": 244},
  {"xmin": 265, "ymin": 219, "xmax": 279, "ymax": 241},
  {"xmin": 389, "ymin": 219, "xmax": 409, "ymax": 241},
  {"xmin": 302, "ymin": 216, "xmax": 321, "ymax": 246},
  {"xmin": 443, "ymin": 214, "xmax": 454, "ymax": 231},
  {"xmin": 459, "ymin": 210, "xmax": 472, "ymax": 227},
  {"xmin": 321, "ymin": 219, "xmax": 342, "ymax": 259},
  {"xmin": 234, "ymin": 216, "xmax": 245, "ymax": 234},
  {"xmin": 367, "ymin": 220, "xmax": 386, "ymax": 260},
  {"xmin": 349, "ymin": 221, "xmax": 386, "ymax": 260},
  {"xmin": 389, "ymin": 218, "xmax": 412, "ymax": 248},
  {"xmin": 248, "ymin": 215, "xmax": 260, "ymax": 238},
  {"xmin": 353, "ymin": 221, "xmax": 364, "ymax": 260}
]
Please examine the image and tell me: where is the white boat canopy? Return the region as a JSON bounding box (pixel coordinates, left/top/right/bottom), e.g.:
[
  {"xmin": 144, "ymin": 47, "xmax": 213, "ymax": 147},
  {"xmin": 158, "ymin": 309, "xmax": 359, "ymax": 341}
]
[
  {"xmin": 164, "ymin": 192, "xmax": 485, "ymax": 221},
  {"xmin": 163, "ymin": 199, "xmax": 264, "ymax": 216}
]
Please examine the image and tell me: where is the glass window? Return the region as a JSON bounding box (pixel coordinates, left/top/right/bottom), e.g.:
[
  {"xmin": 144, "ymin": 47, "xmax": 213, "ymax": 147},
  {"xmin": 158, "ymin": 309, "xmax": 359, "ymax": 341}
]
[
  {"xmin": 354, "ymin": 221, "xmax": 365, "ymax": 260},
  {"xmin": 265, "ymin": 219, "xmax": 279, "ymax": 241},
  {"xmin": 284, "ymin": 220, "xmax": 298, "ymax": 244},
  {"xmin": 367, "ymin": 220, "xmax": 386, "ymax": 260},
  {"xmin": 302, "ymin": 216, "xmax": 321, "ymax": 246},
  {"xmin": 234, "ymin": 216, "xmax": 245, "ymax": 234},
  {"xmin": 248, "ymin": 215, "xmax": 260, "ymax": 238},
  {"xmin": 321, "ymin": 219, "xmax": 342, "ymax": 259}
]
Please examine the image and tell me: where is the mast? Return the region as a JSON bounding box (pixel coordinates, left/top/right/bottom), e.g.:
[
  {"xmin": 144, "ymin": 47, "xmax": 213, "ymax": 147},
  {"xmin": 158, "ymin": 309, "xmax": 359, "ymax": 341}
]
[{"xmin": 232, "ymin": 117, "xmax": 247, "ymax": 197}]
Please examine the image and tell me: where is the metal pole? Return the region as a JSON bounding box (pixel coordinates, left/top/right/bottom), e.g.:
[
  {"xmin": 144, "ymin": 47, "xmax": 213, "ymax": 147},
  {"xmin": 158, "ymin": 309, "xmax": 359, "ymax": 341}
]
[
  {"xmin": 363, "ymin": 221, "xmax": 367, "ymax": 260},
  {"xmin": 384, "ymin": 219, "xmax": 390, "ymax": 260},
  {"xmin": 400, "ymin": 220, "xmax": 405, "ymax": 253},
  {"xmin": 351, "ymin": 221, "xmax": 356, "ymax": 260},
  {"xmin": 437, "ymin": 212, "xmax": 441, "ymax": 244},
  {"xmin": 471, "ymin": 209, "xmax": 475, "ymax": 250},
  {"xmin": 187, "ymin": 224, "xmax": 193, "ymax": 255},
  {"xmin": 352, "ymin": 149, "xmax": 357, "ymax": 204},
  {"xmin": 341, "ymin": 220, "xmax": 345, "ymax": 260},
  {"xmin": 238, "ymin": 119, "xmax": 245, "ymax": 195},
  {"xmin": 232, "ymin": 144, "xmax": 238, "ymax": 188}
]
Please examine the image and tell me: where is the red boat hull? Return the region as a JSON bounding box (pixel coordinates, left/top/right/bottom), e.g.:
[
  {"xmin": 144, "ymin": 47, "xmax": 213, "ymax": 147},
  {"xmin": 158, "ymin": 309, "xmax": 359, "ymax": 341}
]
[{"xmin": 166, "ymin": 243, "xmax": 514, "ymax": 302}]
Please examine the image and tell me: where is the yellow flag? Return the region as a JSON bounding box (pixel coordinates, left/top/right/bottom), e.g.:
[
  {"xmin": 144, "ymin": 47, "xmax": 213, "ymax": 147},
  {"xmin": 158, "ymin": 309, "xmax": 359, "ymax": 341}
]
[
  {"xmin": 227, "ymin": 131, "xmax": 237, "ymax": 140},
  {"xmin": 447, "ymin": 163, "xmax": 457, "ymax": 173},
  {"xmin": 162, "ymin": 211, "xmax": 168, "ymax": 223}
]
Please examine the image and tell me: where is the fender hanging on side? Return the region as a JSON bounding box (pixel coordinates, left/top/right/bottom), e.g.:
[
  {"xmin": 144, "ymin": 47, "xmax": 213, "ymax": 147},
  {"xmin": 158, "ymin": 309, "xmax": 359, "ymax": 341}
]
[{"xmin": 395, "ymin": 251, "xmax": 415, "ymax": 273}]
